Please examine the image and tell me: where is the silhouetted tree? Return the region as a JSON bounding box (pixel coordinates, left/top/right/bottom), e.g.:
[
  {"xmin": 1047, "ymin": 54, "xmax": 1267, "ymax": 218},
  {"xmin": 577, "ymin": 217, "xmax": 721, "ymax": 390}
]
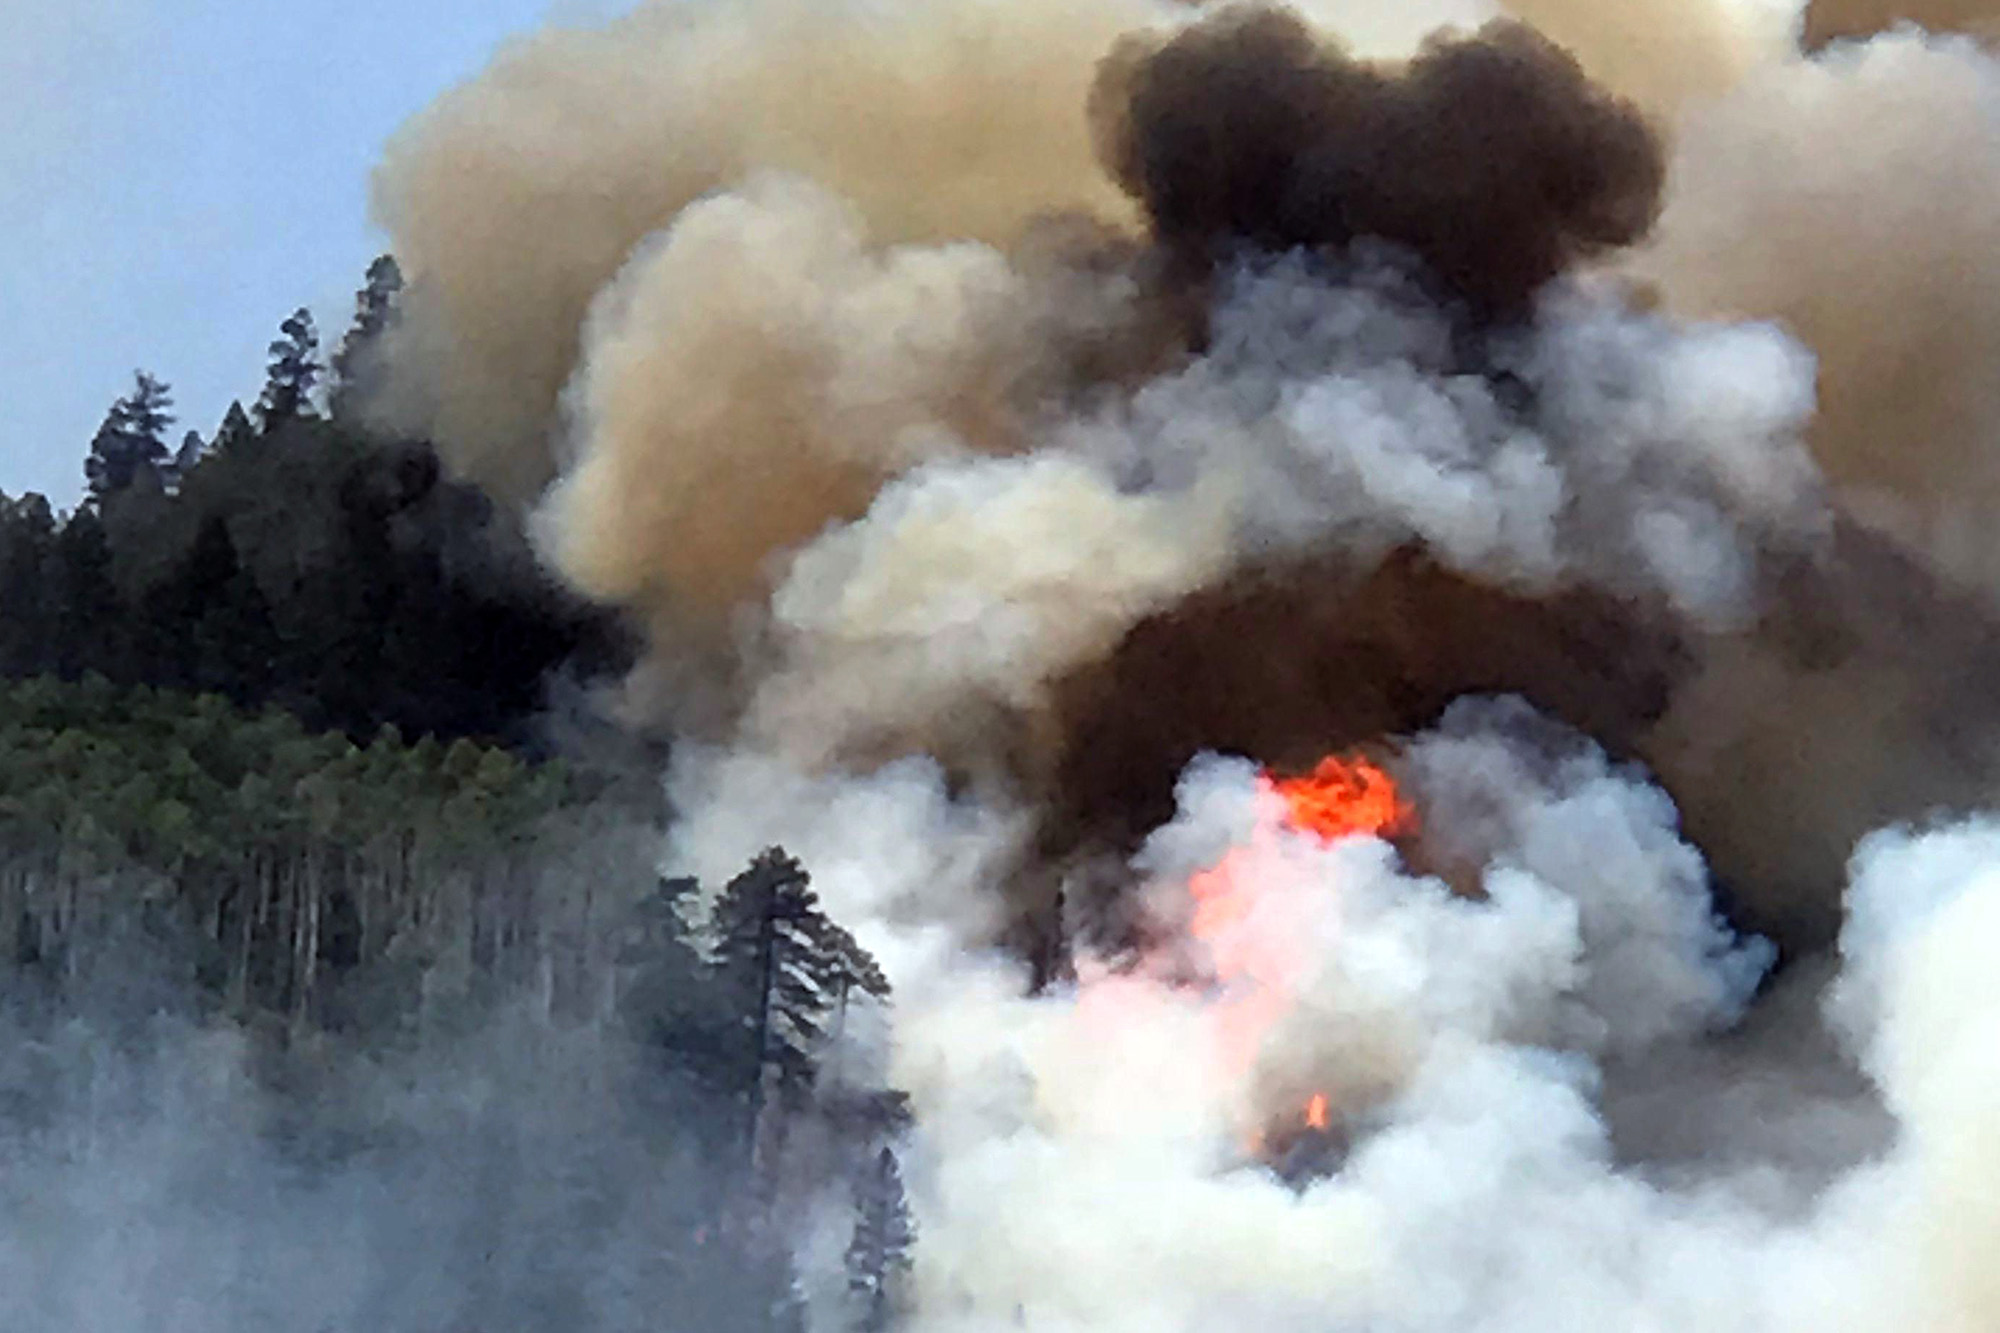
[
  {"xmin": 710, "ymin": 849, "xmax": 892, "ymax": 1162},
  {"xmin": 846, "ymin": 1146, "xmax": 915, "ymax": 1333},
  {"xmin": 212, "ymin": 401, "xmax": 255, "ymax": 455},
  {"xmin": 153, "ymin": 515, "xmax": 278, "ymax": 696},
  {"xmin": 169, "ymin": 430, "xmax": 204, "ymax": 489},
  {"xmin": 0, "ymin": 295, "xmax": 621, "ymax": 750},
  {"xmin": 257, "ymin": 308, "xmax": 321, "ymax": 429},
  {"xmin": 330, "ymin": 255, "xmax": 402, "ymax": 419},
  {"xmin": 47, "ymin": 510, "xmax": 120, "ymax": 678},
  {"xmin": 0, "ymin": 493, "xmax": 56, "ymax": 675},
  {"xmin": 85, "ymin": 371, "xmax": 174, "ymax": 501}
]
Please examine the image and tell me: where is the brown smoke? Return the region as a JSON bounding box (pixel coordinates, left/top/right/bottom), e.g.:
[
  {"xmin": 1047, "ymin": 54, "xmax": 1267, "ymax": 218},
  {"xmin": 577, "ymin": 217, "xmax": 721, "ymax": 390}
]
[
  {"xmin": 1628, "ymin": 29, "xmax": 2000, "ymax": 596},
  {"xmin": 369, "ymin": 0, "xmax": 1150, "ymax": 505},
  {"xmin": 1043, "ymin": 543, "xmax": 1689, "ymax": 864},
  {"xmin": 1090, "ymin": 8, "xmax": 1665, "ymax": 315},
  {"xmin": 372, "ymin": 0, "xmax": 2000, "ymax": 959},
  {"xmin": 1500, "ymin": 0, "xmax": 1780, "ymax": 110},
  {"xmin": 1046, "ymin": 517, "xmax": 2000, "ymax": 954},
  {"xmin": 1595, "ymin": 21, "xmax": 2000, "ymax": 949},
  {"xmin": 534, "ymin": 180, "xmax": 1184, "ymax": 711},
  {"xmin": 1644, "ymin": 520, "xmax": 2000, "ymax": 951},
  {"xmin": 1802, "ymin": 0, "xmax": 2000, "ymax": 49},
  {"xmin": 362, "ymin": 6, "xmax": 2000, "ymax": 1324}
]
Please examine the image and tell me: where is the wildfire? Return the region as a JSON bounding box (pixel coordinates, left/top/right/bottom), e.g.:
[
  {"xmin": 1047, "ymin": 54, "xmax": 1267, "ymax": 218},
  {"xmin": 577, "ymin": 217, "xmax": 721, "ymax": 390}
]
[
  {"xmin": 1186, "ymin": 752, "xmax": 1412, "ymax": 1155},
  {"xmin": 1272, "ymin": 754, "xmax": 1413, "ymax": 844}
]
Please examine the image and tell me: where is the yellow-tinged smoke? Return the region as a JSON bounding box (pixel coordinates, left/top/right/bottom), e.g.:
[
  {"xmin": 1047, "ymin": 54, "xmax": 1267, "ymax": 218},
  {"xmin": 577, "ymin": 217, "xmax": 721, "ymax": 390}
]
[
  {"xmin": 1802, "ymin": 0, "xmax": 2000, "ymax": 48},
  {"xmin": 370, "ymin": 0, "xmax": 1153, "ymax": 505},
  {"xmin": 1631, "ymin": 30, "xmax": 2000, "ymax": 595}
]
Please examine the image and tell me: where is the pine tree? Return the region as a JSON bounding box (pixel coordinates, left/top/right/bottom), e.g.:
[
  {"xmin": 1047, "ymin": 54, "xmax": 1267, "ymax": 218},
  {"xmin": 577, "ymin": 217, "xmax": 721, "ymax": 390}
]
[
  {"xmin": 48, "ymin": 510, "xmax": 121, "ymax": 678},
  {"xmin": 709, "ymin": 849, "xmax": 892, "ymax": 1162},
  {"xmin": 330, "ymin": 255, "xmax": 402, "ymax": 419},
  {"xmin": 257, "ymin": 308, "xmax": 322, "ymax": 430},
  {"xmin": 168, "ymin": 431, "xmax": 204, "ymax": 491},
  {"xmin": 166, "ymin": 515, "xmax": 278, "ymax": 698},
  {"xmin": 620, "ymin": 874, "xmax": 739, "ymax": 1093},
  {"xmin": 84, "ymin": 371, "xmax": 175, "ymax": 502},
  {"xmin": 0, "ymin": 493, "xmax": 56, "ymax": 675},
  {"xmin": 213, "ymin": 401, "xmax": 255, "ymax": 456},
  {"xmin": 845, "ymin": 1146, "xmax": 915, "ymax": 1333}
]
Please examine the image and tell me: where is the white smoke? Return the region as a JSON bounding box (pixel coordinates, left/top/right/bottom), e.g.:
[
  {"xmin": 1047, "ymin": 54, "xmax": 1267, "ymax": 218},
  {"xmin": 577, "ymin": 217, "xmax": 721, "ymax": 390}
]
[
  {"xmin": 732, "ymin": 254, "xmax": 1826, "ymax": 780},
  {"xmin": 664, "ymin": 698, "xmax": 2000, "ymax": 1333}
]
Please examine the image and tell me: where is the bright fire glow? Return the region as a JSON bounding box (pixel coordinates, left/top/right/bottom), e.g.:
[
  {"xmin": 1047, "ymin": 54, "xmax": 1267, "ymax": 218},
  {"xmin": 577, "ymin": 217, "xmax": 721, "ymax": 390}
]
[
  {"xmin": 1186, "ymin": 753, "xmax": 1412, "ymax": 1152},
  {"xmin": 1274, "ymin": 755, "xmax": 1413, "ymax": 844}
]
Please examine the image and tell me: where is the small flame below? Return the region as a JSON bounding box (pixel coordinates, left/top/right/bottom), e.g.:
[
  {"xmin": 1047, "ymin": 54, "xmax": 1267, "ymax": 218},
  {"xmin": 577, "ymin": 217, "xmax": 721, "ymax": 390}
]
[{"xmin": 1304, "ymin": 1092, "xmax": 1330, "ymax": 1132}]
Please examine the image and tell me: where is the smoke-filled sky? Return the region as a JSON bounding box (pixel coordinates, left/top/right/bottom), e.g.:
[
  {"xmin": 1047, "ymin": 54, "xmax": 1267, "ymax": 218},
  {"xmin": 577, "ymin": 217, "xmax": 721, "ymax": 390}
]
[
  {"xmin": 0, "ymin": 0, "xmax": 1805, "ymax": 511},
  {"xmin": 0, "ymin": 0, "xmax": 571, "ymax": 508},
  {"xmin": 347, "ymin": 0, "xmax": 2000, "ymax": 1322}
]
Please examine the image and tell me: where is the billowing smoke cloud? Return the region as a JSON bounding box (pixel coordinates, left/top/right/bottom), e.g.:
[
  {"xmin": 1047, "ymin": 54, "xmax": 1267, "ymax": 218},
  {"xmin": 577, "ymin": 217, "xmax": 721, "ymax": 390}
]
[
  {"xmin": 363, "ymin": 0, "xmax": 2000, "ymax": 929},
  {"xmin": 1090, "ymin": 10, "xmax": 1665, "ymax": 315},
  {"xmin": 661, "ymin": 701, "xmax": 2000, "ymax": 1332},
  {"xmin": 369, "ymin": 0, "xmax": 1153, "ymax": 506},
  {"xmin": 359, "ymin": 0, "xmax": 2000, "ymax": 1328},
  {"xmin": 1631, "ymin": 28, "xmax": 2000, "ymax": 595},
  {"xmin": 536, "ymin": 175, "xmax": 1171, "ymax": 675},
  {"xmin": 1500, "ymin": 0, "xmax": 1789, "ymax": 108}
]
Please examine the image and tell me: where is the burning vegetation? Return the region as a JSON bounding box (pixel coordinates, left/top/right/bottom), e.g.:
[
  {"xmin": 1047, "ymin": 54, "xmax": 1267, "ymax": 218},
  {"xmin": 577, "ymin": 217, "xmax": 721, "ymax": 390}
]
[{"xmin": 1187, "ymin": 753, "xmax": 1416, "ymax": 1171}]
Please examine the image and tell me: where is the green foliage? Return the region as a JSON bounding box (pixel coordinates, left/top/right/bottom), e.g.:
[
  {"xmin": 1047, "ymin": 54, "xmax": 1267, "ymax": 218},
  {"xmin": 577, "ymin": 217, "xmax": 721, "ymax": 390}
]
[
  {"xmin": 0, "ymin": 258, "xmax": 629, "ymax": 749},
  {"xmin": 0, "ymin": 425, "xmax": 622, "ymax": 748},
  {"xmin": 0, "ymin": 675, "xmax": 599, "ymax": 1020},
  {"xmin": 0, "ymin": 673, "xmax": 584, "ymax": 861},
  {"xmin": 212, "ymin": 400, "xmax": 254, "ymax": 456}
]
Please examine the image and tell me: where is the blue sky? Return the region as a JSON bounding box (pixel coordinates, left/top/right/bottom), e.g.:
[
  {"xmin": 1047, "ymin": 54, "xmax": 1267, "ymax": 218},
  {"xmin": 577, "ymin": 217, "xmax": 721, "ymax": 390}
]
[{"xmin": 0, "ymin": 0, "xmax": 587, "ymax": 508}]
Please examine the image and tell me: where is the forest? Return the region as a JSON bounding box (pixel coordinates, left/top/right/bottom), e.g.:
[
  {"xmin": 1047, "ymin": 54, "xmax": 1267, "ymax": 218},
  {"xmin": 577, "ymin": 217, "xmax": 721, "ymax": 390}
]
[{"xmin": 0, "ymin": 260, "xmax": 915, "ymax": 1331}]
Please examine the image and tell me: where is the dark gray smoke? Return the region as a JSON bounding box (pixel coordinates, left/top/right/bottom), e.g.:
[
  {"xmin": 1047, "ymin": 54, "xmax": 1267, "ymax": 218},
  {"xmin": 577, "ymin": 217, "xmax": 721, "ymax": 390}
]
[{"xmin": 1090, "ymin": 9, "xmax": 1665, "ymax": 315}]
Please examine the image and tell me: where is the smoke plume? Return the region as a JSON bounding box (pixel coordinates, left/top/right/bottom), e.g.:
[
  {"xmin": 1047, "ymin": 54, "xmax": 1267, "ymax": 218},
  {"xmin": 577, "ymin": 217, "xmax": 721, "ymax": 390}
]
[
  {"xmin": 1630, "ymin": 27, "xmax": 2000, "ymax": 595},
  {"xmin": 369, "ymin": 0, "xmax": 1151, "ymax": 506},
  {"xmin": 1090, "ymin": 10, "xmax": 1665, "ymax": 315},
  {"xmin": 356, "ymin": 0, "xmax": 2000, "ymax": 1328}
]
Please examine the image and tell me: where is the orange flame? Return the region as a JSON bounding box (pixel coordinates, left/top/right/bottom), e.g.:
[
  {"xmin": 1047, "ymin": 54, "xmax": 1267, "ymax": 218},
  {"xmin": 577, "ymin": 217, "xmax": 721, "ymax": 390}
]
[
  {"xmin": 1271, "ymin": 754, "xmax": 1413, "ymax": 844},
  {"xmin": 1186, "ymin": 753, "xmax": 1411, "ymax": 1154}
]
